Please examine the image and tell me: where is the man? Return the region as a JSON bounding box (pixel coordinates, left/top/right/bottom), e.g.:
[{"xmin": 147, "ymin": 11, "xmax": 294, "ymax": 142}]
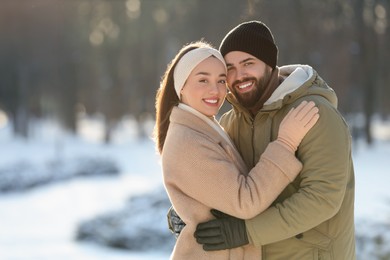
[{"xmin": 169, "ymin": 20, "xmax": 356, "ymax": 259}]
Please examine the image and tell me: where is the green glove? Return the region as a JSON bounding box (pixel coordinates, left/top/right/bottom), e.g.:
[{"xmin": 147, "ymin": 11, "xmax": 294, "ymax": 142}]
[{"xmin": 194, "ymin": 209, "xmax": 249, "ymax": 251}]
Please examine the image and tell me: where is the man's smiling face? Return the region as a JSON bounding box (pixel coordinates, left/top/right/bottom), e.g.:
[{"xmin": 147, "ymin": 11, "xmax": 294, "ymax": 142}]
[{"xmin": 224, "ymin": 51, "xmax": 272, "ymax": 108}]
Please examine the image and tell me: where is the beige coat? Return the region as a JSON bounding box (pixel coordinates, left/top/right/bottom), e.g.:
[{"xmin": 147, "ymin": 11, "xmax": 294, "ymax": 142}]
[{"xmin": 162, "ymin": 105, "xmax": 302, "ymax": 260}]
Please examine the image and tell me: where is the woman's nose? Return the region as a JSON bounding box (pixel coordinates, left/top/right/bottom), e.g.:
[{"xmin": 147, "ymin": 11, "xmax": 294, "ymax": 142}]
[{"xmin": 209, "ymin": 83, "xmax": 219, "ymax": 94}]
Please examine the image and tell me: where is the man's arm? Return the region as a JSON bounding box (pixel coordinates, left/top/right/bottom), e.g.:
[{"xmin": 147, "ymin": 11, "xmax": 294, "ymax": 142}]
[{"xmin": 246, "ymin": 100, "xmax": 352, "ymax": 246}]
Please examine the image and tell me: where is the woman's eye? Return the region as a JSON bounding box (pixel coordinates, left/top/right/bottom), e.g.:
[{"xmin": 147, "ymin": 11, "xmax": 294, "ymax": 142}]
[
  {"xmin": 219, "ymin": 79, "xmax": 226, "ymax": 84},
  {"xmin": 199, "ymin": 79, "xmax": 207, "ymax": 83}
]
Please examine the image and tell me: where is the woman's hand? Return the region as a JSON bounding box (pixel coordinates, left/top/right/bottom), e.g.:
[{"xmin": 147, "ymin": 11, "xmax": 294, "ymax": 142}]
[{"xmin": 277, "ymin": 101, "xmax": 319, "ymax": 152}]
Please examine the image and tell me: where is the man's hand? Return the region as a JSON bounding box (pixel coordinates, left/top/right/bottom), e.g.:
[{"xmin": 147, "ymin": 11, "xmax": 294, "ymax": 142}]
[
  {"xmin": 194, "ymin": 209, "xmax": 249, "ymax": 251},
  {"xmin": 167, "ymin": 206, "xmax": 186, "ymax": 238}
]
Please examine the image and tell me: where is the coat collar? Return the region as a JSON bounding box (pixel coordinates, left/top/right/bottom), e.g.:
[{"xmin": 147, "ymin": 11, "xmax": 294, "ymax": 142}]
[{"xmin": 172, "ymin": 104, "xmax": 236, "ymax": 148}]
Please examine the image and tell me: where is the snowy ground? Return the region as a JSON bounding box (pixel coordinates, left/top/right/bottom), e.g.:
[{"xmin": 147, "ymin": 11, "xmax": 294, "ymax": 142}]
[
  {"xmin": 0, "ymin": 117, "xmax": 389, "ymax": 259},
  {"xmin": 0, "ymin": 118, "xmax": 170, "ymax": 260}
]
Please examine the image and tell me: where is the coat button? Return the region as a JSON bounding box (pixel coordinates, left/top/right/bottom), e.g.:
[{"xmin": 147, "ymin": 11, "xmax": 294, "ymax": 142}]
[{"xmin": 295, "ymin": 233, "xmax": 303, "ymax": 239}]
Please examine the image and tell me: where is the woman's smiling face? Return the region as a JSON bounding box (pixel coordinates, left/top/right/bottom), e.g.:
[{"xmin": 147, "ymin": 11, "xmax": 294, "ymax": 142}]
[{"xmin": 180, "ymin": 56, "xmax": 227, "ymax": 117}]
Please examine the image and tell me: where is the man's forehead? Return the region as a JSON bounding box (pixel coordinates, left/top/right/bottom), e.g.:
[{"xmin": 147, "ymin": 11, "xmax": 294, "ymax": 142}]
[{"xmin": 225, "ymin": 51, "xmax": 258, "ymax": 65}]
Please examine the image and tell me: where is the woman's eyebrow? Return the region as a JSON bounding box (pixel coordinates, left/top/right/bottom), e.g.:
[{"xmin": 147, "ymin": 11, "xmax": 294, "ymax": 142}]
[{"xmin": 195, "ymin": 72, "xmax": 226, "ymax": 77}]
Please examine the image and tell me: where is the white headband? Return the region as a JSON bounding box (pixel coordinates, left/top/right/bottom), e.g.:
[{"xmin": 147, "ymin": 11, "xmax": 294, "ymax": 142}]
[{"xmin": 173, "ymin": 47, "xmax": 226, "ymax": 99}]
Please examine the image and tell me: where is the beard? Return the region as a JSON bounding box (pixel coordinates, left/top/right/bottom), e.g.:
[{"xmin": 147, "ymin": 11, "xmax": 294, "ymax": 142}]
[{"xmin": 231, "ymin": 68, "xmax": 272, "ymax": 109}]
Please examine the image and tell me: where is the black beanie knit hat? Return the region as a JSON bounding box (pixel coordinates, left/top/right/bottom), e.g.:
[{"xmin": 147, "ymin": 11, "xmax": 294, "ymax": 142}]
[{"xmin": 219, "ymin": 21, "xmax": 278, "ymax": 69}]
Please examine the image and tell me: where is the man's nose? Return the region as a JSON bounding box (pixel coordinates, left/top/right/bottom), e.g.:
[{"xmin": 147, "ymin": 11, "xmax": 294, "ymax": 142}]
[{"xmin": 236, "ymin": 68, "xmax": 248, "ymax": 81}]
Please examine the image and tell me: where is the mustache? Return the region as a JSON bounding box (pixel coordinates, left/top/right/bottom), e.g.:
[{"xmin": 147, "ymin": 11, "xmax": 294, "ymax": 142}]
[{"xmin": 232, "ymin": 77, "xmax": 258, "ymax": 89}]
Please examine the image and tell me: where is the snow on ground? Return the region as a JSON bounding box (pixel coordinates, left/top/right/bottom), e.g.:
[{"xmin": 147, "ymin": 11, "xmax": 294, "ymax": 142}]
[
  {"xmin": 0, "ymin": 117, "xmax": 389, "ymax": 259},
  {"xmin": 354, "ymin": 140, "xmax": 390, "ymax": 223},
  {"xmin": 0, "ymin": 119, "xmax": 170, "ymax": 260}
]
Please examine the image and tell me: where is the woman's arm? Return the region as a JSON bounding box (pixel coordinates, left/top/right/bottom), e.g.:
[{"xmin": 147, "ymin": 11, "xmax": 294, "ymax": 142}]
[{"xmin": 163, "ymin": 101, "xmax": 318, "ymax": 219}]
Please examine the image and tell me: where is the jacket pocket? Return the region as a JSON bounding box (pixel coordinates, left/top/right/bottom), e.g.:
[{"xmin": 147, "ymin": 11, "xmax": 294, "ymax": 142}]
[
  {"xmin": 295, "ymin": 228, "xmax": 332, "ymax": 251},
  {"xmin": 262, "ymin": 229, "xmax": 333, "ymax": 260},
  {"xmin": 294, "ymin": 229, "xmax": 333, "ymax": 260}
]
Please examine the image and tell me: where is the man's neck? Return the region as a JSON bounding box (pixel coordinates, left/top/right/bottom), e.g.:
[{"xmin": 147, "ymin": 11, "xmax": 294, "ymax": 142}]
[{"xmin": 248, "ymin": 67, "xmax": 280, "ymax": 115}]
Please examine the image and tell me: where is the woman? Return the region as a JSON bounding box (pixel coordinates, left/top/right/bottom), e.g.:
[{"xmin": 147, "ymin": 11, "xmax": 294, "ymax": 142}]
[{"xmin": 154, "ymin": 41, "xmax": 319, "ymax": 259}]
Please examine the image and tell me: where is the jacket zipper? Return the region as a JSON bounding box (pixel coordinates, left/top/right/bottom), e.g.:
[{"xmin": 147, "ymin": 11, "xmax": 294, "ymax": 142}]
[{"xmin": 251, "ymin": 118, "xmax": 256, "ymax": 167}]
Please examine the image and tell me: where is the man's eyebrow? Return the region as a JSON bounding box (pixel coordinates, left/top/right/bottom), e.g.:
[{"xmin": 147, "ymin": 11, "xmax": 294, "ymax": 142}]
[
  {"xmin": 239, "ymin": 58, "xmax": 255, "ymax": 64},
  {"xmin": 226, "ymin": 57, "xmax": 255, "ymax": 67}
]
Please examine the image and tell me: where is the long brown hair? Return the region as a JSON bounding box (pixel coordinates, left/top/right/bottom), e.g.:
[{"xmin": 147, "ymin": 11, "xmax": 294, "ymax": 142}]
[{"xmin": 154, "ymin": 40, "xmax": 214, "ymax": 154}]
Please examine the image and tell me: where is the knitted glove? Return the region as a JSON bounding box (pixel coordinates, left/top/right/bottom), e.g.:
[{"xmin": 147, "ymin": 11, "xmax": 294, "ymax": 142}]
[
  {"xmin": 277, "ymin": 101, "xmax": 319, "ymax": 152},
  {"xmin": 167, "ymin": 206, "xmax": 186, "ymax": 239},
  {"xmin": 194, "ymin": 209, "xmax": 248, "ymax": 251}
]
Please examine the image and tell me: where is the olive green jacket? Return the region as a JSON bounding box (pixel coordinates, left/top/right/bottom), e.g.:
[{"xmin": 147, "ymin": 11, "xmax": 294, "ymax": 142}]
[{"xmin": 220, "ymin": 65, "xmax": 356, "ymax": 260}]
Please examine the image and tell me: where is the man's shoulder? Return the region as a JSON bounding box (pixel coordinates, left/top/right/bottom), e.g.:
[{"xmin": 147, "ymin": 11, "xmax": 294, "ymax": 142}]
[{"xmin": 289, "ymin": 95, "xmax": 335, "ymax": 110}]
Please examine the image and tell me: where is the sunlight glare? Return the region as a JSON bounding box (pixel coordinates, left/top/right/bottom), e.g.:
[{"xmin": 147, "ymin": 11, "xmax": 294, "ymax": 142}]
[{"xmin": 0, "ymin": 110, "xmax": 8, "ymax": 128}]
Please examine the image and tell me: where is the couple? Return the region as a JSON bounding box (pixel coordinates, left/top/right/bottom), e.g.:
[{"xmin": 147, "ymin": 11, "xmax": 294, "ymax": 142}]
[{"xmin": 154, "ymin": 21, "xmax": 356, "ymax": 260}]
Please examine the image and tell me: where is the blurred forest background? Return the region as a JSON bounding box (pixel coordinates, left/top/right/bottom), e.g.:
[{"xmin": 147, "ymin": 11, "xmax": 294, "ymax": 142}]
[{"xmin": 0, "ymin": 0, "xmax": 389, "ymax": 144}]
